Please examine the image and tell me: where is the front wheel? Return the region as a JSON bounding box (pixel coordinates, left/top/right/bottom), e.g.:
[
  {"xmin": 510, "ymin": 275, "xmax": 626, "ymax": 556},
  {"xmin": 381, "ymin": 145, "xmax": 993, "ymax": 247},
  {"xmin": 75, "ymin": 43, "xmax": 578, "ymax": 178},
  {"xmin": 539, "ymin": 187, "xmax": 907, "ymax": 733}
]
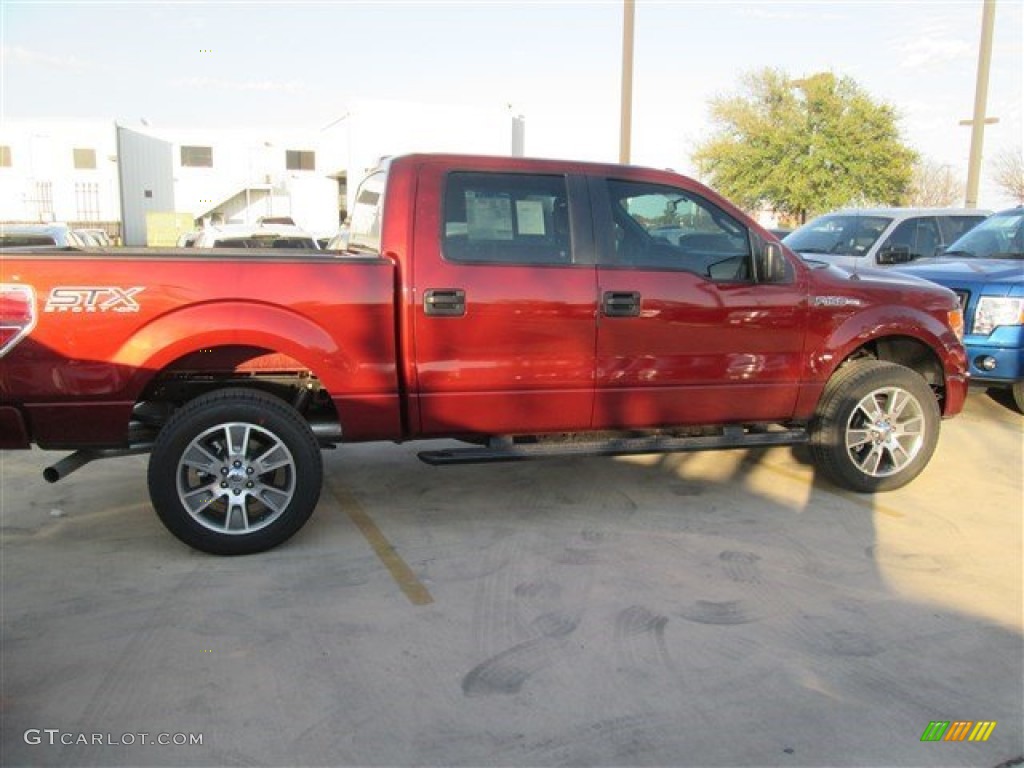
[
  {"xmin": 810, "ymin": 361, "xmax": 940, "ymax": 492},
  {"xmin": 147, "ymin": 388, "xmax": 323, "ymax": 555}
]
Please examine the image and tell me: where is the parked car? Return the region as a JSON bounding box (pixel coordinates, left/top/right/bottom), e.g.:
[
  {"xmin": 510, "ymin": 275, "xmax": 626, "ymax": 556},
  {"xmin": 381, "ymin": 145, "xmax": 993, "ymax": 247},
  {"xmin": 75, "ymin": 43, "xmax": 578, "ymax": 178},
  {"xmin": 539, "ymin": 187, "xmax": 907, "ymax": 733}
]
[
  {"xmin": 784, "ymin": 208, "xmax": 989, "ymax": 269},
  {"xmin": 0, "ymin": 153, "xmax": 968, "ymax": 554},
  {"xmin": 0, "ymin": 223, "xmax": 87, "ymax": 249},
  {"xmin": 191, "ymin": 223, "xmax": 319, "ymax": 249},
  {"xmin": 893, "ymin": 206, "xmax": 1024, "ymax": 412}
]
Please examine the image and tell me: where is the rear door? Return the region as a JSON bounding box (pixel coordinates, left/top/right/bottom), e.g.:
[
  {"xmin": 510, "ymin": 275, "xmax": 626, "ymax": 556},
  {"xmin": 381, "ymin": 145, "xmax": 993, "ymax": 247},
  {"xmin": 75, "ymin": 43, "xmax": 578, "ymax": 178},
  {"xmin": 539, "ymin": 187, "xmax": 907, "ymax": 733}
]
[
  {"xmin": 590, "ymin": 176, "xmax": 808, "ymax": 428},
  {"xmin": 410, "ymin": 162, "xmax": 598, "ymax": 436}
]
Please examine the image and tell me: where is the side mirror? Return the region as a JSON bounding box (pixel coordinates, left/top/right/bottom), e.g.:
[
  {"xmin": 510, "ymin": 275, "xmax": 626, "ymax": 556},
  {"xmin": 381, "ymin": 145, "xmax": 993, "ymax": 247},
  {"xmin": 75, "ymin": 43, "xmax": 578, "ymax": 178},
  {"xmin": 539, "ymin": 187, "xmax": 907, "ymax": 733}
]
[
  {"xmin": 755, "ymin": 241, "xmax": 787, "ymax": 283},
  {"xmin": 877, "ymin": 245, "xmax": 912, "ymax": 265}
]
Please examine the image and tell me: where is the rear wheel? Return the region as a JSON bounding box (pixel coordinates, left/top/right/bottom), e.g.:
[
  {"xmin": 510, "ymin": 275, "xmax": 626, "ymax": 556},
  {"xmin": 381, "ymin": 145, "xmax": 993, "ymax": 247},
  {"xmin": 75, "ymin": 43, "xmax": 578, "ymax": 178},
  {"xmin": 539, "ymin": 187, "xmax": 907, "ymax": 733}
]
[
  {"xmin": 148, "ymin": 388, "xmax": 323, "ymax": 555},
  {"xmin": 1012, "ymin": 381, "xmax": 1024, "ymax": 414},
  {"xmin": 810, "ymin": 361, "xmax": 940, "ymax": 492}
]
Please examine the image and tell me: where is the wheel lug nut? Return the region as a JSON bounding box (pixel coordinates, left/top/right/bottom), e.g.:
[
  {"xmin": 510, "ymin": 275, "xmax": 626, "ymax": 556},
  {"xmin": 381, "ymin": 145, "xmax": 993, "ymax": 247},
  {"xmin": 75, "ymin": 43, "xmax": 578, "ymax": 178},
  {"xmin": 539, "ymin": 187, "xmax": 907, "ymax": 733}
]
[
  {"xmin": 233, "ymin": 460, "xmax": 242, "ymax": 468},
  {"xmin": 246, "ymin": 481, "xmax": 254, "ymax": 488},
  {"xmin": 220, "ymin": 482, "xmax": 227, "ymax": 488},
  {"xmin": 220, "ymin": 467, "xmax": 228, "ymax": 475},
  {"xmin": 246, "ymin": 467, "xmax": 254, "ymax": 475}
]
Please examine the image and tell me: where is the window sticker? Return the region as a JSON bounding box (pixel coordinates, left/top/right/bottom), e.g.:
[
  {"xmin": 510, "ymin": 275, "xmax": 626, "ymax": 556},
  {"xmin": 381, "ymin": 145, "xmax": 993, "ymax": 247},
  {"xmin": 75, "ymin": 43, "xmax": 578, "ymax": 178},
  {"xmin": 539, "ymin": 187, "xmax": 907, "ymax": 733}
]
[
  {"xmin": 515, "ymin": 200, "xmax": 546, "ymax": 236},
  {"xmin": 466, "ymin": 192, "xmax": 514, "ymax": 241}
]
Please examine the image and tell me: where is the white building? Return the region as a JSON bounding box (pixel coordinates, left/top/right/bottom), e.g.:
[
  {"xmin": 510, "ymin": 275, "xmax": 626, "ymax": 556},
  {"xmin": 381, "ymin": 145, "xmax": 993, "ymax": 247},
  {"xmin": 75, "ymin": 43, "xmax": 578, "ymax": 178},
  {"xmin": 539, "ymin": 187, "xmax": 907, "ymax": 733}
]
[
  {"xmin": 115, "ymin": 123, "xmax": 342, "ymax": 245},
  {"xmin": 0, "ymin": 120, "xmax": 121, "ymax": 230},
  {"xmin": 1, "ymin": 103, "xmax": 525, "ymax": 246}
]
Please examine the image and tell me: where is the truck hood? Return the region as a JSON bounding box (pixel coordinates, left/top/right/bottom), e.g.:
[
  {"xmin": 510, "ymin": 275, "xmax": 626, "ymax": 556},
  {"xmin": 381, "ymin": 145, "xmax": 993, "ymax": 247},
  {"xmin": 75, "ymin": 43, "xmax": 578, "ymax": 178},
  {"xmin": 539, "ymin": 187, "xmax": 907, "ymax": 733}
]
[
  {"xmin": 892, "ymin": 258, "xmax": 1024, "ymax": 295},
  {"xmin": 811, "ymin": 260, "xmax": 947, "ymax": 290},
  {"xmin": 803, "ymin": 260, "xmax": 961, "ymax": 310}
]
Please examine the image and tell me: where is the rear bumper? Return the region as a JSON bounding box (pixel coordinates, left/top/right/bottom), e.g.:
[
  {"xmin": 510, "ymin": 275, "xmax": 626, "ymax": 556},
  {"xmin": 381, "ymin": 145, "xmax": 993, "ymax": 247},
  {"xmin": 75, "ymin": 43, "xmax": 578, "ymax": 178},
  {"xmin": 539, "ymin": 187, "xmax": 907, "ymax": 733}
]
[
  {"xmin": 0, "ymin": 406, "xmax": 30, "ymax": 449},
  {"xmin": 1, "ymin": 401, "xmax": 136, "ymax": 450}
]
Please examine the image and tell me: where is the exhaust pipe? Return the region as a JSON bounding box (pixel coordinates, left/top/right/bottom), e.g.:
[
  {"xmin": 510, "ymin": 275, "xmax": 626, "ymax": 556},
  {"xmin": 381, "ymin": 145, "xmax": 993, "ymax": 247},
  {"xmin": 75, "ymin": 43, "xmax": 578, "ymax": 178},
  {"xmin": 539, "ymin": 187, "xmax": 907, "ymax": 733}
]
[
  {"xmin": 43, "ymin": 418, "xmax": 339, "ymax": 483},
  {"xmin": 43, "ymin": 445, "xmax": 153, "ymax": 483}
]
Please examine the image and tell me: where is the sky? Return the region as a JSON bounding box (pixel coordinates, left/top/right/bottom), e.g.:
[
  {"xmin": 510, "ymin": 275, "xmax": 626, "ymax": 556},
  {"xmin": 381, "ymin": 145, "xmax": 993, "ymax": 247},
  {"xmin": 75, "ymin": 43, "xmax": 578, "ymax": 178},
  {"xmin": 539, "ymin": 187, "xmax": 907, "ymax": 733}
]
[{"xmin": 1, "ymin": 0, "xmax": 1022, "ymax": 208}]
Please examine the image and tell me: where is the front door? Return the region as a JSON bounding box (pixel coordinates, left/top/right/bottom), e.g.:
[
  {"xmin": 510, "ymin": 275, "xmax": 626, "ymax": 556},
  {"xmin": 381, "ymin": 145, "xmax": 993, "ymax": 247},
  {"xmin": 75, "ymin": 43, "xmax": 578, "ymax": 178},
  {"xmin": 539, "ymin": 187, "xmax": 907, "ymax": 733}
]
[{"xmin": 590, "ymin": 177, "xmax": 808, "ymax": 429}]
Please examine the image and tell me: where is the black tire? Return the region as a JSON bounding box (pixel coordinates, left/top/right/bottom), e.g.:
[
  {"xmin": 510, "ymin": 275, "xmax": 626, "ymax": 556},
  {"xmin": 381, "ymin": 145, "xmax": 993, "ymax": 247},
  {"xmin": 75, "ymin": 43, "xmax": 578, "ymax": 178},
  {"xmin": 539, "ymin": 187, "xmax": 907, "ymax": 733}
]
[
  {"xmin": 147, "ymin": 388, "xmax": 323, "ymax": 555},
  {"xmin": 810, "ymin": 360, "xmax": 940, "ymax": 493},
  {"xmin": 1012, "ymin": 381, "xmax": 1024, "ymax": 414}
]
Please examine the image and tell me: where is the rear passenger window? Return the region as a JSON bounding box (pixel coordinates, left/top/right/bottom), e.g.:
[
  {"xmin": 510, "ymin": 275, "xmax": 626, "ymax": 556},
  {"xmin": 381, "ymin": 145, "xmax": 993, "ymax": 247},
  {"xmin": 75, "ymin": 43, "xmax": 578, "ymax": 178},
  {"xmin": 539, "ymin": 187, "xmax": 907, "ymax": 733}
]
[{"xmin": 443, "ymin": 173, "xmax": 571, "ymax": 265}]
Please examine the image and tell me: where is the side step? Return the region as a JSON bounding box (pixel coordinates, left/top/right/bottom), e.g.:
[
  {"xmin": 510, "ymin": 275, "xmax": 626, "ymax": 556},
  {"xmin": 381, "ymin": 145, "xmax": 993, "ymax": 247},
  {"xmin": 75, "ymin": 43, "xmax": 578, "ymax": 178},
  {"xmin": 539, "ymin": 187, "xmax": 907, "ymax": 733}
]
[{"xmin": 418, "ymin": 426, "xmax": 808, "ymax": 466}]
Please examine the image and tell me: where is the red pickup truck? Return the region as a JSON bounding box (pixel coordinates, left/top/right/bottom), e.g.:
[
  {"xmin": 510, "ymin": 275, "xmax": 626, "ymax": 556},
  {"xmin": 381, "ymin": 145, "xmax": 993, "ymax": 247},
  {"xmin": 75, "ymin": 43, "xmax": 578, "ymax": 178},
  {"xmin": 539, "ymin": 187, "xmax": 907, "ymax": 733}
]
[{"xmin": 1, "ymin": 154, "xmax": 967, "ymax": 554}]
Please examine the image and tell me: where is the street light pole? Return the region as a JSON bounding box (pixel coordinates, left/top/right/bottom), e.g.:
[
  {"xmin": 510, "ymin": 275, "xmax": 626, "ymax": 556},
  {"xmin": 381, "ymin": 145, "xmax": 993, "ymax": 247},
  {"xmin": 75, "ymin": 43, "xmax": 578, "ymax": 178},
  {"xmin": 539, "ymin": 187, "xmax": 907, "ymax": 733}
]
[
  {"xmin": 963, "ymin": 0, "xmax": 998, "ymax": 208},
  {"xmin": 619, "ymin": 0, "xmax": 635, "ymax": 164}
]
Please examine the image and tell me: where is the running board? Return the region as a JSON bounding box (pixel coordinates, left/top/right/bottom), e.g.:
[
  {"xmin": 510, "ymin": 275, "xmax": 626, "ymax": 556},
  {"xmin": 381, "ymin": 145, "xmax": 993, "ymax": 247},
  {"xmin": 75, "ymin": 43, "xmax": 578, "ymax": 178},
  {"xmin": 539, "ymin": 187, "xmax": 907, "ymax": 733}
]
[{"xmin": 418, "ymin": 427, "xmax": 808, "ymax": 466}]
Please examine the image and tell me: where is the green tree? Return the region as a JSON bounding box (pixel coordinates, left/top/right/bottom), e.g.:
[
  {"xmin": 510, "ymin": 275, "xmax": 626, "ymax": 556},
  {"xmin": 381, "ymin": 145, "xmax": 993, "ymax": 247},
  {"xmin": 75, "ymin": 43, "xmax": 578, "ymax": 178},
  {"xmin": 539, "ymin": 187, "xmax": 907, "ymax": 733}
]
[{"xmin": 693, "ymin": 69, "xmax": 917, "ymax": 223}]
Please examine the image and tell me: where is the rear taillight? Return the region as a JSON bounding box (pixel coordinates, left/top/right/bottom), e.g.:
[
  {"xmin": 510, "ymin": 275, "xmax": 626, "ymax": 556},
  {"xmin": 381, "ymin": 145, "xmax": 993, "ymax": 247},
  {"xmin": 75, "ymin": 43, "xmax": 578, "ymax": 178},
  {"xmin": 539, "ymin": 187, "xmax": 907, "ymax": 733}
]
[{"xmin": 0, "ymin": 284, "xmax": 36, "ymax": 357}]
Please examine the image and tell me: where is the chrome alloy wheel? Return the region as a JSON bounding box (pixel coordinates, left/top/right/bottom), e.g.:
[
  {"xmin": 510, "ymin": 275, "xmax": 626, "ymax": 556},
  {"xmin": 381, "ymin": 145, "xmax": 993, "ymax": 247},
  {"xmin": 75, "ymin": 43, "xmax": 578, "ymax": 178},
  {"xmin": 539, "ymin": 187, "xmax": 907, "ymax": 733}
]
[
  {"xmin": 176, "ymin": 422, "xmax": 297, "ymax": 534},
  {"xmin": 844, "ymin": 386, "xmax": 926, "ymax": 478}
]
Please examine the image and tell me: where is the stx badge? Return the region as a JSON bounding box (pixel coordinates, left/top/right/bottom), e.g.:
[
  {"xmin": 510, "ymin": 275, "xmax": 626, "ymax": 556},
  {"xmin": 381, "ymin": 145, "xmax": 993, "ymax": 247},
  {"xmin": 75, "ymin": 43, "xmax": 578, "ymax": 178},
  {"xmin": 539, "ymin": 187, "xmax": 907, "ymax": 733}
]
[{"xmin": 45, "ymin": 286, "xmax": 145, "ymax": 314}]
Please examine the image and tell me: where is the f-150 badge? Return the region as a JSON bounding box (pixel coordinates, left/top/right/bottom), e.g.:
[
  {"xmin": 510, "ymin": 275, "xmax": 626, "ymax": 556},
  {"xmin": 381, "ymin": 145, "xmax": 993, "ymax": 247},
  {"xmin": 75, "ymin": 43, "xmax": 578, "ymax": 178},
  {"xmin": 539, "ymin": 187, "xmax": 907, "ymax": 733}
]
[
  {"xmin": 813, "ymin": 295, "xmax": 864, "ymax": 308},
  {"xmin": 44, "ymin": 286, "xmax": 145, "ymax": 313}
]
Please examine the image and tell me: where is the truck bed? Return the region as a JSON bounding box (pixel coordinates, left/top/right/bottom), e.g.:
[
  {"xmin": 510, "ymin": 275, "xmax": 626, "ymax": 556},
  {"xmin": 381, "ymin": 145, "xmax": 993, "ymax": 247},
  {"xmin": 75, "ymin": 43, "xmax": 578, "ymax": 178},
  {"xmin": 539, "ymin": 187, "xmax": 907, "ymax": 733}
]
[{"xmin": 1, "ymin": 249, "xmax": 401, "ymax": 448}]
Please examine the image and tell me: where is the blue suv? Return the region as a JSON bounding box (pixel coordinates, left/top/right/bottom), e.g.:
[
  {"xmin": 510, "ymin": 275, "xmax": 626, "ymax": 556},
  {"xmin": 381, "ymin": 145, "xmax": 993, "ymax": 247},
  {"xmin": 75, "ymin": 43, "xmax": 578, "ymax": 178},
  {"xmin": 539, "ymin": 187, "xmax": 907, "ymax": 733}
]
[{"xmin": 894, "ymin": 207, "xmax": 1024, "ymax": 412}]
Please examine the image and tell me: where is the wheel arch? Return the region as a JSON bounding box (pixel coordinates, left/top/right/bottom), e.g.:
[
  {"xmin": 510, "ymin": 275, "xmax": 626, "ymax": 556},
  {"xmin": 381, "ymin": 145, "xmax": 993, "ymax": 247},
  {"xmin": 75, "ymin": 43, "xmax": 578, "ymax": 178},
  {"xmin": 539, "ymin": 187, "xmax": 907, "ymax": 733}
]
[
  {"xmin": 844, "ymin": 335, "xmax": 946, "ymax": 390},
  {"xmin": 797, "ymin": 316, "xmax": 961, "ymax": 419},
  {"xmin": 133, "ymin": 344, "xmax": 342, "ymax": 434},
  {"xmin": 113, "ymin": 301, "xmax": 359, "ymax": 397},
  {"xmin": 110, "ymin": 302, "xmax": 364, "ymax": 443}
]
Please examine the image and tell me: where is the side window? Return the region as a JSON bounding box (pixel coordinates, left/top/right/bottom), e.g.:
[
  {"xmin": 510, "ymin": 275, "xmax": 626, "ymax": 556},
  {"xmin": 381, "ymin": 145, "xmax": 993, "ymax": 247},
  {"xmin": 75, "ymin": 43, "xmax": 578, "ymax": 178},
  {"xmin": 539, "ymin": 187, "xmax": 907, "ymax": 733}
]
[
  {"xmin": 603, "ymin": 180, "xmax": 750, "ymax": 280},
  {"xmin": 443, "ymin": 173, "xmax": 571, "ymax": 265},
  {"xmin": 883, "ymin": 217, "xmax": 941, "ymax": 258},
  {"xmin": 938, "ymin": 216, "xmax": 985, "ymax": 244}
]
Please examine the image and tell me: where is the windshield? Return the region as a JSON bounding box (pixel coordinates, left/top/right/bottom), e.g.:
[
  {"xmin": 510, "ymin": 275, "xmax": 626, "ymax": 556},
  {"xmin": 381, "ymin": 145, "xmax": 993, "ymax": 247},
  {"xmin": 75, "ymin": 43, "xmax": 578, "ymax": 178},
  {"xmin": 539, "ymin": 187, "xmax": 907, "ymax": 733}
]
[
  {"xmin": 943, "ymin": 211, "xmax": 1024, "ymax": 259},
  {"xmin": 783, "ymin": 214, "xmax": 892, "ymax": 257}
]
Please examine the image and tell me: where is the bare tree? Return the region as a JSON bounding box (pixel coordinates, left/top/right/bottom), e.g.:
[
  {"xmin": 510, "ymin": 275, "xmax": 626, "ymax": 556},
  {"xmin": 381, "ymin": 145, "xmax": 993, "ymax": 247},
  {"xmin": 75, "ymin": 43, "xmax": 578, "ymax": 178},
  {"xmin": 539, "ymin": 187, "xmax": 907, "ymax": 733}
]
[
  {"xmin": 990, "ymin": 147, "xmax": 1024, "ymax": 205},
  {"xmin": 906, "ymin": 160, "xmax": 963, "ymax": 207}
]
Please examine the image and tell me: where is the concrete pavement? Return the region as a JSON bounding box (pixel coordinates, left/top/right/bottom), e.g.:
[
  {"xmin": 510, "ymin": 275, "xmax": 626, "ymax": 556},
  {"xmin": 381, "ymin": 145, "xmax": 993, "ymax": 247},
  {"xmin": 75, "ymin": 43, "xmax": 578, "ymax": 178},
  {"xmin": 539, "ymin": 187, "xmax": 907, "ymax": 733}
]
[{"xmin": 1, "ymin": 390, "xmax": 1021, "ymax": 767}]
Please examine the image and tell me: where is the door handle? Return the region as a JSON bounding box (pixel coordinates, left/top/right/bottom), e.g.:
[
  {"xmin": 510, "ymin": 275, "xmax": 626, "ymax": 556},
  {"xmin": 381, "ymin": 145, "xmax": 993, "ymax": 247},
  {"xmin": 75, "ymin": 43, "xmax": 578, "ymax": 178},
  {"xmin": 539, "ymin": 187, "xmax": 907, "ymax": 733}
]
[
  {"xmin": 424, "ymin": 289, "xmax": 466, "ymax": 317},
  {"xmin": 602, "ymin": 291, "xmax": 641, "ymax": 317}
]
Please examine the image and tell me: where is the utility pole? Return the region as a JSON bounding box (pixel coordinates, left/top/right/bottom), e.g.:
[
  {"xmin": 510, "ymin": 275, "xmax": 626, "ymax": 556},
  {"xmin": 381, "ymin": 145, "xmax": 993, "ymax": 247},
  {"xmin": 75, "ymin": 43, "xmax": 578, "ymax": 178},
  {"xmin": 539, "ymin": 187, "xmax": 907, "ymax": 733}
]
[
  {"xmin": 619, "ymin": 0, "xmax": 635, "ymax": 164},
  {"xmin": 961, "ymin": 0, "xmax": 998, "ymax": 208}
]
